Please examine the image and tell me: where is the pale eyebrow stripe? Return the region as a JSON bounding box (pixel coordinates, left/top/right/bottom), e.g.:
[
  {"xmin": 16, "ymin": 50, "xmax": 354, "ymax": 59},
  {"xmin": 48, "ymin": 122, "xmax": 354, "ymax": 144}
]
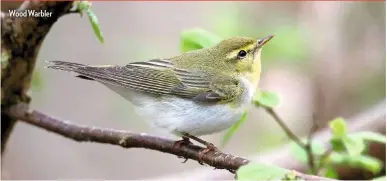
[{"xmin": 225, "ymin": 43, "xmax": 256, "ymax": 59}]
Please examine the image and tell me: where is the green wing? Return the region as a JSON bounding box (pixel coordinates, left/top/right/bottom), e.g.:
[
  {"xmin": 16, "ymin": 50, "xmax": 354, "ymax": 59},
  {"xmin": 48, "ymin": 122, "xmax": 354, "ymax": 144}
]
[{"xmin": 47, "ymin": 59, "xmax": 240, "ymax": 103}]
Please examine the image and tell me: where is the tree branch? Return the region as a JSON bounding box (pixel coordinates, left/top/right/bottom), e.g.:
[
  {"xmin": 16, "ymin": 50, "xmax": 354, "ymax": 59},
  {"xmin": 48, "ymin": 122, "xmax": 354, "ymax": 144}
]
[
  {"xmin": 5, "ymin": 103, "xmax": 249, "ymax": 172},
  {"xmin": 1, "ymin": 1, "xmax": 74, "ymax": 154},
  {"xmin": 4, "ymin": 102, "xmax": 338, "ymax": 180}
]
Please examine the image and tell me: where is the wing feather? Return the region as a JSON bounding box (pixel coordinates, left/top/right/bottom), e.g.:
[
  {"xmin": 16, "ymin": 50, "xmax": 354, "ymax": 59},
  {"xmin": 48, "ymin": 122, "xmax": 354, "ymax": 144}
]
[{"xmin": 47, "ymin": 59, "xmax": 239, "ymax": 103}]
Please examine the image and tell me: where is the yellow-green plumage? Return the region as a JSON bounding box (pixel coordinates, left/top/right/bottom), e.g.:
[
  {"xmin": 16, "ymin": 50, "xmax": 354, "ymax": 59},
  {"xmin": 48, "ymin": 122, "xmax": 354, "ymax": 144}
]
[{"xmin": 46, "ymin": 36, "xmax": 273, "ymax": 137}]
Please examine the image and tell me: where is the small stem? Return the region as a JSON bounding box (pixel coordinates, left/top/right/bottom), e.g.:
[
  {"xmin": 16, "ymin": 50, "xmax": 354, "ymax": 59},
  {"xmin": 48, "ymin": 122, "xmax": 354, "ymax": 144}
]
[
  {"xmin": 264, "ymin": 106, "xmax": 320, "ymax": 175},
  {"xmin": 316, "ymin": 150, "xmax": 333, "ymax": 175},
  {"xmin": 264, "ymin": 107, "xmax": 304, "ymax": 149},
  {"xmin": 305, "ymin": 144, "xmax": 316, "ymax": 174},
  {"xmin": 306, "ymin": 113, "xmax": 319, "ymax": 174}
]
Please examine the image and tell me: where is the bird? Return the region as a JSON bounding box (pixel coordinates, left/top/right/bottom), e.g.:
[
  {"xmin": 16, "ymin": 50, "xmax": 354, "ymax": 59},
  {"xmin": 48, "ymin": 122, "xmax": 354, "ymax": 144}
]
[{"xmin": 46, "ymin": 35, "xmax": 273, "ymax": 159}]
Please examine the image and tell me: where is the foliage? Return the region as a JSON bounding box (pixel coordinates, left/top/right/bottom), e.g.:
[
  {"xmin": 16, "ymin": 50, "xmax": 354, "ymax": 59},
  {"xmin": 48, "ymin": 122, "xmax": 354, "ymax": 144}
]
[
  {"xmin": 373, "ymin": 176, "xmax": 387, "ymax": 181},
  {"xmin": 236, "ymin": 163, "xmax": 306, "ymax": 181},
  {"xmin": 290, "ymin": 140, "xmax": 325, "ymax": 164},
  {"xmin": 236, "ymin": 163, "xmax": 292, "ymax": 180},
  {"xmin": 290, "ymin": 116, "xmax": 385, "ymax": 178},
  {"xmin": 180, "ymin": 28, "xmax": 222, "ymax": 53},
  {"xmin": 330, "ymin": 152, "xmax": 383, "ymax": 175},
  {"xmin": 253, "ymin": 90, "xmax": 280, "ymax": 108},
  {"xmin": 74, "ymin": 1, "xmax": 104, "ymax": 44}
]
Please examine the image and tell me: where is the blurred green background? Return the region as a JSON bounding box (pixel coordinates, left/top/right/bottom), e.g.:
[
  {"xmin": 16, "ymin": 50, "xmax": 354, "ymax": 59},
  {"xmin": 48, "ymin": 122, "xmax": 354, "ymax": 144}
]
[{"xmin": 2, "ymin": 1, "xmax": 385, "ymax": 180}]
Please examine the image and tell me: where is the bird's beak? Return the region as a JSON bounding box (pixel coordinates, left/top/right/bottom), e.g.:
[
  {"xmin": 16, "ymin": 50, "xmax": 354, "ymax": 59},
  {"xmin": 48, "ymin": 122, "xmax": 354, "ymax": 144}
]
[{"xmin": 257, "ymin": 35, "xmax": 274, "ymax": 47}]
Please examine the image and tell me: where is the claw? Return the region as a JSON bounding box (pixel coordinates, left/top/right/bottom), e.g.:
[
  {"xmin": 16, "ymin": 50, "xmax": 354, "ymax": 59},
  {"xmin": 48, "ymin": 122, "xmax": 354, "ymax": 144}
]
[
  {"xmin": 178, "ymin": 133, "xmax": 222, "ymax": 165},
  {"xmin": 197, "ymin": 143, "xmax": 220, "ymax": 164},
  {"xmin": 174, "ymin": 137, "xmax": 192, "ymax": 163},
  {"xmin": 177, "ymin": 155, "xmax": 189, "ymax": 163},
  {"xmin": 181, "ymin": 158, "xmax": 188, "ymax": 163}
]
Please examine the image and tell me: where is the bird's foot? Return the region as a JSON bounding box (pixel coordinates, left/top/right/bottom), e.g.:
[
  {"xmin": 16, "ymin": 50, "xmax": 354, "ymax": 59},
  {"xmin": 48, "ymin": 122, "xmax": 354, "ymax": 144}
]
[
  {"xmin": 173, "ymin": 136, "xmax": 192, "ymax": 149},
  {"xmin": 179, "ymin": 133, "xmax": 221, "ymax": 165},
  {"xmin": 177, "ymin": 156, "xmax": 189, "ymax": 163},
  {"xmin": 197, "ymin": 143, "xmax": 220, "ymax": 164},
  {"xmin": 173, "ymin": 136, "xmax": 192, "ymax": 163}
]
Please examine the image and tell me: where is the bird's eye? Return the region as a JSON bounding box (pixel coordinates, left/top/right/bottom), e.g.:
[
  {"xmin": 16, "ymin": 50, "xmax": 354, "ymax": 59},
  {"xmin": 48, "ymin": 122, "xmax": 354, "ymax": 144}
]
[{"xmin": 237, "ymin": 50, "xmax": 247, "ymax": 59}]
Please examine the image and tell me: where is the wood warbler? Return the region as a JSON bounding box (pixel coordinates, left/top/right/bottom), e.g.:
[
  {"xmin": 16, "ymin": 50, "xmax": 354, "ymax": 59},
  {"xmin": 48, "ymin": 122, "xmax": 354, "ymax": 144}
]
[{"xmin": 46, "ymin": 35, "xmax": 273, "ymax": 156}]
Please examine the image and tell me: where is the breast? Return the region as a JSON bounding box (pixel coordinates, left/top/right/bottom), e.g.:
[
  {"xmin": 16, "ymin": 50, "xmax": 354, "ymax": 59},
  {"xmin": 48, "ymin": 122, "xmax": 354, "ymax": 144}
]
[{"xmin": 135, "ymin": 95, "xmax": 246, "ymax": 136}]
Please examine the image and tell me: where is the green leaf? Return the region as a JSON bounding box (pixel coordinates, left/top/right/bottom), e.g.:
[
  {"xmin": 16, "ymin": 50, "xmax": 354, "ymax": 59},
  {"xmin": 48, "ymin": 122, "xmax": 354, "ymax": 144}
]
[
  {"xmin": 342, "ymin": 136, "xmax": 366, "ymax": 156},
  {"xmin": 236, "ymin": 163, "xmax": 288, "ymax": 180},
  {"xmin": 349, "ymin": 132, "xmax": 386, "ymax": 144},
  {"xmin": 329, "ymin": 153, "xmax": 383, "ymax": 174},
  {"xmin": 86, "ymin": 9, "xmax": 104, "ymax": 44},
  {"xmin": 354, "ymin": 156, "xmax": 382, "ymax": 174},
  {"xmin": 221, "ymin": 111, "xmax": 248, "ymax": 147},
  {"xmin": 75, "ymin": 1, "xmax": 91, "ymax": 17},
  {"xmin": 373, "ymin": 176, "xmax": 386, "ymax": 181},
  {"xmin": 322, "ymin": 165, "xmax": 339, "ymax": 179},
  {"xmin": 75, "ymin": 1, "xmax": 104, "ymax": 44},
  {"xmin": 329, "ymin": 137, "xmax": 346, "ymax": 152},
  {"xmin": 290, "ymin": 140, "xmax": 325, "ymax": 164},
  {"xmin": 180, "ymin": 28, "xmax": 222, "ymax": 53},
  {"xmin": 329, "ymin": 117, "xmax": 347, "ymax": 138},
  {"xmin": 253, "ymin": 91, "xmax": 280, "ymax": 108},
  {"xmin": 330, "ymin": 136, "xmax": 366, "ymax": 156},
  {"xmin": 282, "ymin": 171, "xmax": 304, "ymax": 181}
]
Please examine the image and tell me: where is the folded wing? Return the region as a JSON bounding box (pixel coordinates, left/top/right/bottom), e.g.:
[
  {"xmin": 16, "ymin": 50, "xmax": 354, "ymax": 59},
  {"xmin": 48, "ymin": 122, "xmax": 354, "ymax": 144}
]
[{"xmin": 47, "ymin": 59, "xmax": 239, "ymax": 104}]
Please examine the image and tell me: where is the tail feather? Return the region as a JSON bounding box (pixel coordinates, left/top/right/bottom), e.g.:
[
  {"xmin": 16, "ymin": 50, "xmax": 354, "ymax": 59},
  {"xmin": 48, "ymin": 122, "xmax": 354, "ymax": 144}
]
[
  {"xmin": 46, "ymin": 60, "xmax": 95, "ymax": 81},
  {"xmin": 45, "ymin": 60, "xmax": 87, "ymax": 71}
]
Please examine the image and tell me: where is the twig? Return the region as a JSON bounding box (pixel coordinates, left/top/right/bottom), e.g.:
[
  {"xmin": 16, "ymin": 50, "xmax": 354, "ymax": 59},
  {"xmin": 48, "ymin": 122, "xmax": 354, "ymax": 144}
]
[
  {"xmin": 263, "ymin": 107, "xmax": 305, "ymax": 148},
  {"xmin": 305, "ymin": 113, "xmax": 320, "ymax": 174},
  {"xmin": 316, "ymin": 150, "xmax": 333, "ymax": 175},
  {"xmin": 264, "ymin": 107, "xmax": 318, "ymax": 173},
  {"xmin": 264, "ymin": 105, "xmax": 321, "ymax": 175},
  {"xmin": 4, "ymin": 102, "xmax": 338, "ymax": 180}
]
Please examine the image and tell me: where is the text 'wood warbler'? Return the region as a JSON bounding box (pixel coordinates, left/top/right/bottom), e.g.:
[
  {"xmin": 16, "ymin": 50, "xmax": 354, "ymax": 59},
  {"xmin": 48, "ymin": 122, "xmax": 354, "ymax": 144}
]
[{"xmin": 46, "ymin": 35, "xmax": 274, "ymax": 158}]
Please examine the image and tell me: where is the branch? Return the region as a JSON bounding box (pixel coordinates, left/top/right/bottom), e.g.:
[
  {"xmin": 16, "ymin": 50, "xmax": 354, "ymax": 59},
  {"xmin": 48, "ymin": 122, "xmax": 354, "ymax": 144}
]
[
  {"xmin": 4, "ymin": 103, "xmax": 338, "ymax": 180},
  {"xmin": 1, "ymin": 1, "xmax": 74, "ymax": 154},
  {"xmin": 5, "ymin": 103, "xmax": 249, "ymax": 172}
]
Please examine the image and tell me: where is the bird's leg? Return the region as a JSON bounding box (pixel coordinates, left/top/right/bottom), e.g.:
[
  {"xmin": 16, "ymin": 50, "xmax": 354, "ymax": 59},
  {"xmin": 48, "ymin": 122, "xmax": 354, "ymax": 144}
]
[
  {"xmin": 173, "ymin": 136, "xmax": 193, "ymax": 163},
  {"xmin": 182, "ymin": 133, "xmax": 221, "ymax": 164},
  {"xmin": 182, "ymin": 133, "xmax": 220, "ymax": 151},
  {"xmin": 173, "ymin": 136, "xmax": 192, "ymax": 149}
]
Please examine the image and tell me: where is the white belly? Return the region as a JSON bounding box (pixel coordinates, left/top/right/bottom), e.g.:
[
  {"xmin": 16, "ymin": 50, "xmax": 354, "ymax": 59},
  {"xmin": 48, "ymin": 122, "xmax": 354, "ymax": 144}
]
[{"xmin": 103, "ymin": 78, "xmax": 255, "ymax": 136}]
